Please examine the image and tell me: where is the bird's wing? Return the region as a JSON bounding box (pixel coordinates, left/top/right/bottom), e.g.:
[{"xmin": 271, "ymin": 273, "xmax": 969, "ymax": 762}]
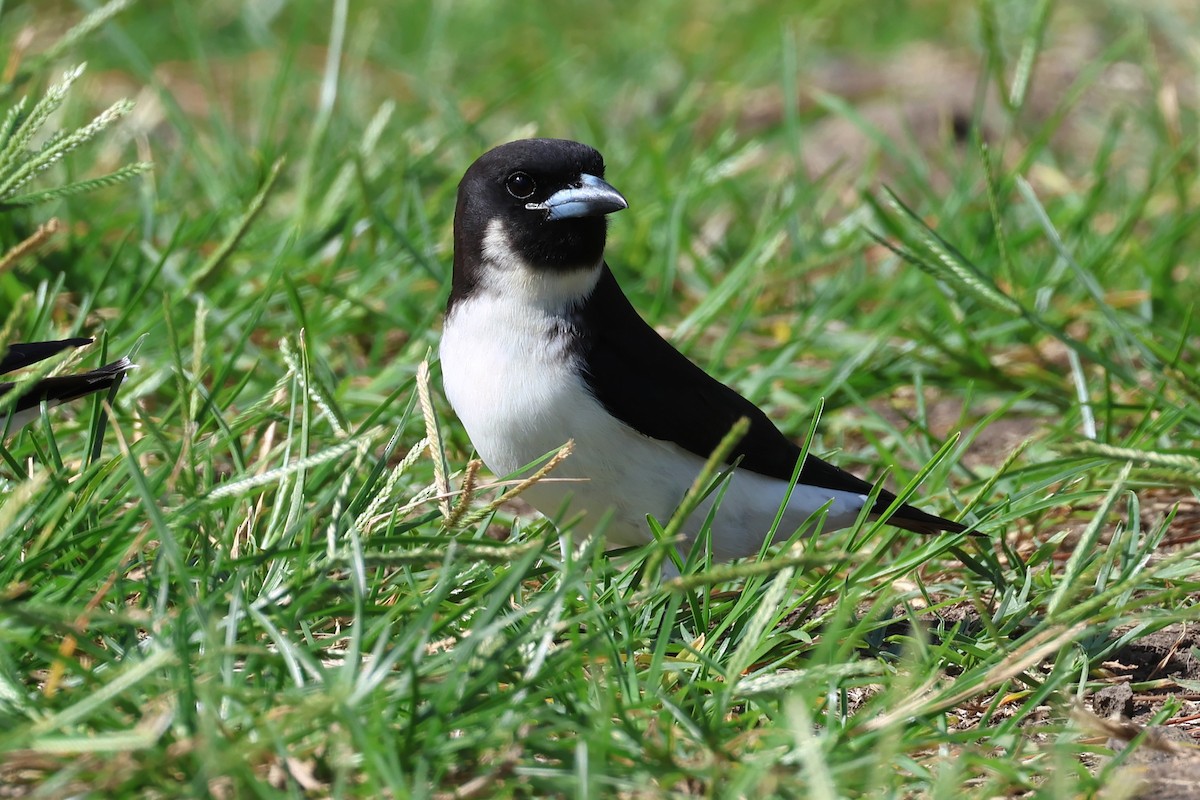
[
  {"xmin": 0, "ymin": 357, "xmax": 133, "ymax": 412},
  {"xmin": 575, "ymin": 266, "xmax": 963, "ymax": 534},
  {"xmin": 0, "ymin": 338, "xmax": 94, "ymax": 374}
]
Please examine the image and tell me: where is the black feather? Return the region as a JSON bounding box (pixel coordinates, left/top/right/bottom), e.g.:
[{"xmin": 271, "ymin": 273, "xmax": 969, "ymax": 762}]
[
  {"xmin": 0, "ymin": 339, "xmax": 134, "ymax": 430},
  {"xmin": 0, "ymin": 357, "xmax": 134, "ymax": 412},
  {"xmin": 572, "ymin": 266, "xmax": 965, "ymax": 535},
  {"xmin": 0, "ymin": 337, "xmax": 94, "ymax": 374}
]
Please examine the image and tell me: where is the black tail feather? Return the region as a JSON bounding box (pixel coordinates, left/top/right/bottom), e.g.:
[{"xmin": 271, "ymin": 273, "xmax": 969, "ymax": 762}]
[
  {"xmin": 0, "ymin": 338, "xmax": 95, "ymax": 374},
  {"xmin": 0, "ymin": 357, "xmax": 135, "ymax": 411},
  {"xmin": 0, "ymin": 339, "xmax": 135, "ymax": 433},
  {"xmin": 880, "ymin": 503, "xmax": 969, "ymax": 535}
]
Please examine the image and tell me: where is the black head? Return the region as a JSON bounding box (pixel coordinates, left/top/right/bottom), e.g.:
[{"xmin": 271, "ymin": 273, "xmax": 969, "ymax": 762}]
[{"xmin": 450, "ymin": 139, "xmax": 628, "ymax": 305}]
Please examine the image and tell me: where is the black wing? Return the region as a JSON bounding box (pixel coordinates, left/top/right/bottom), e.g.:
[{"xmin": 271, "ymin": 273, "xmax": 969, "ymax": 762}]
[
  {"xmin": 0, "ymin": 357, "xmax": 134, "ymax": 412},
  {"xmin": 0, "ymin": 338, "xmax": 94, "ymax": 374},
  {"xmin": 574, "ymin": 266, "xmax": 964, "ymax": 534}
]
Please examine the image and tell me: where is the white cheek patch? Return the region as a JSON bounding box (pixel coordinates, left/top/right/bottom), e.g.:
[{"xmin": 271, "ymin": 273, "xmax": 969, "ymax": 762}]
[{"xmin": 480, "ymin": 219, "xmax": 601, "ymax": 313}]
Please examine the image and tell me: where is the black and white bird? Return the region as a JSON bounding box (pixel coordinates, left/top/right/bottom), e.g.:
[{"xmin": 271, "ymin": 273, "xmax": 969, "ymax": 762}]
[
  {"xmin": 441, "ymin": 139, "xmax": 964, "ymax": 560},
  {"xmin": 0, "ymin": 337, "xmax": 133, "ymax": 434}
]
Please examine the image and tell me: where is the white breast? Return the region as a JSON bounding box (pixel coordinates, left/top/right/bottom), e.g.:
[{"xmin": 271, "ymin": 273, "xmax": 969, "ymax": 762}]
[{"xmin": 440, "ymin": 254, "xmax": 679, "ymax": 547}]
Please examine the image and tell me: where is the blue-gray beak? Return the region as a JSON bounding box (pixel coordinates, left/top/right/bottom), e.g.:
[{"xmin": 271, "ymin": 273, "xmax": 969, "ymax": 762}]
[{"xmin": 527, "ymin": 173, "xmax": 628, "ymax": 221}]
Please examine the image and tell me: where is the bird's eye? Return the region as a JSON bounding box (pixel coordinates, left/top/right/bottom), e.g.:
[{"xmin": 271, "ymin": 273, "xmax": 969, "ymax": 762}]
[{"xmin": 505, "ymin": 172, "xmax": 536, "ymax": 199}]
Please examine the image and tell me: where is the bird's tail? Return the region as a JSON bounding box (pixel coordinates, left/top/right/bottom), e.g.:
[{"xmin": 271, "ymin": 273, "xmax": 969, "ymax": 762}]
[{"xmin": 876, "ymin": 501, "xmax": 968, "ymax": 535}]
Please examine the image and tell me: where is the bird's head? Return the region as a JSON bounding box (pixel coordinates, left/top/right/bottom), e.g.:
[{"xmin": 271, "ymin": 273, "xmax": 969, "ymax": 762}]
[{"xmin": 451, "ymin": 139, "xmax": 628, "ymax": 306}]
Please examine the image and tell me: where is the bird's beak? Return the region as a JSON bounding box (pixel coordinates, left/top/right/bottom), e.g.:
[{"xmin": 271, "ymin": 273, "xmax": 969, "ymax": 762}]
[{"xmin": 527, "ymin": 173, "xmax": 628, "ymax": 221}]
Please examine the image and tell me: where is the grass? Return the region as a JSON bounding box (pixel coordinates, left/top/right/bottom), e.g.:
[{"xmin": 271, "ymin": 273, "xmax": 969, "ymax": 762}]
[{"xmin": 1, "ymin": 0, "xmax": 1199, "ymax": 796}]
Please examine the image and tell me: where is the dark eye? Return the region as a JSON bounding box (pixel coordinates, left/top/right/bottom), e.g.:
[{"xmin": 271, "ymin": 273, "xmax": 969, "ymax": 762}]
[{"xmin": 505, "ymin": 172, "xmax": 536, "ymax": 199}]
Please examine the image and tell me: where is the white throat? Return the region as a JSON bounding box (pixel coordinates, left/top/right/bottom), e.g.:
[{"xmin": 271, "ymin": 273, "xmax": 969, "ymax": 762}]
[{"xmin": 476, "ymin": 219, "xmax": 601, "ymax": 314}]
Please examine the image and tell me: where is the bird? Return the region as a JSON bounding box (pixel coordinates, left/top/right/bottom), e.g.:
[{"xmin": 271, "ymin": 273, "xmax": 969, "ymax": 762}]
[
  {"xmin": 440, "ymin": 138, "xmax": 965, "ymax": 561},
  {"xmin": 0, "ymin": 337, "xmax": 134, "ymax": 435}
]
